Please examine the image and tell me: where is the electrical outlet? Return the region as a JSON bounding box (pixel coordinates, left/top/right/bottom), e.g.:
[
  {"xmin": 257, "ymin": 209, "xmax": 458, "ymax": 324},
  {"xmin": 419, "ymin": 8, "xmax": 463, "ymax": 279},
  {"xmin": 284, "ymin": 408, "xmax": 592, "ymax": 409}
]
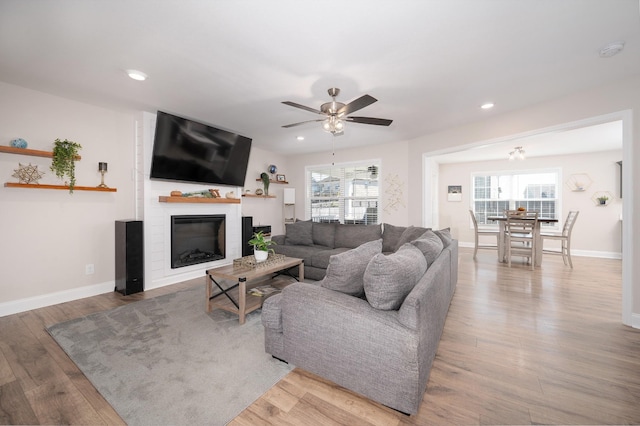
[{"xmin": 85, "ymin": 264, "xmax": 95, "ymax": 275}]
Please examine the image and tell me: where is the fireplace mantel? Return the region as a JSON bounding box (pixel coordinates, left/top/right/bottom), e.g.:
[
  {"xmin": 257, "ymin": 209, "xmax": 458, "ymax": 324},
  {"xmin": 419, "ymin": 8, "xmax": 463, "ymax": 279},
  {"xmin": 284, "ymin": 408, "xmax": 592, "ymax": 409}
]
[{"xmin": 158, "ymin": 196, "xmax": 240, "ymax": 204}]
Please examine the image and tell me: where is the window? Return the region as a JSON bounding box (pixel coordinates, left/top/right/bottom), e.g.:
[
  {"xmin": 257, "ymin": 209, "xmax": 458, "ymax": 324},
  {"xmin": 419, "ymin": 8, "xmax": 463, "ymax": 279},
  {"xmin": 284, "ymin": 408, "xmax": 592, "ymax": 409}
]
[
  {"xmin": 472, "ymin": 169, "xmax": 560, "ymax": 228},
  {"xmin": 306, "ymin": 162, "xmax": 380, "ymax": 224}
]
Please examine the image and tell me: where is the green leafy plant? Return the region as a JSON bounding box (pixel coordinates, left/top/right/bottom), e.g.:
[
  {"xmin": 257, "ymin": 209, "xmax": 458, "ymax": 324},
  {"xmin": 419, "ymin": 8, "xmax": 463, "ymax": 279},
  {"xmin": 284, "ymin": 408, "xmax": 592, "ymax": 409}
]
[
  {"xmin": 260, "ymin": 172, "xmax": 270, "ymax": 195},
  {"xmin": 50, "ymin": 138, "xmax": 82, "ymax": 193},
  {"xmin": 597, "ymin": 195, "xmax": 609, "ymax": 204},
  {"xmin": 248, "ymin": 230, "xmax": 276, "ymax": 253}
]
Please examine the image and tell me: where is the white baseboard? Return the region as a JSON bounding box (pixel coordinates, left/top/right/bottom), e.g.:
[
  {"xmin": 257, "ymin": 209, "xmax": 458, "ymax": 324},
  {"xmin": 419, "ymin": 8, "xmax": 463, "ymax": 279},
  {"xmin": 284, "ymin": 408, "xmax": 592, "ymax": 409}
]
[
  {"xmin": 0, "ymin": 281, "xmax": 115, "ymax": 318},
  {"xmin": 458, "ymin": 242, "xmax": 622, "ymax": 259},
  {"xmin": 0, "ymin": 267, "xmax": 216, "ymax": 318},
  {"xmin": 631, "ymin": 313, "xmax": 640, "ymax": 329}
]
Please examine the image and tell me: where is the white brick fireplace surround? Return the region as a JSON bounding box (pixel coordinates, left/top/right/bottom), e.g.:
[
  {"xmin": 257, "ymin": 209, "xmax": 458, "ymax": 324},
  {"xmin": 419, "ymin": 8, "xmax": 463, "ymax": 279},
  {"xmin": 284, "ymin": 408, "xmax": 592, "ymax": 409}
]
[{"xmin": 139, "ymin": 112, "xmax": 243, "ymax": 291}]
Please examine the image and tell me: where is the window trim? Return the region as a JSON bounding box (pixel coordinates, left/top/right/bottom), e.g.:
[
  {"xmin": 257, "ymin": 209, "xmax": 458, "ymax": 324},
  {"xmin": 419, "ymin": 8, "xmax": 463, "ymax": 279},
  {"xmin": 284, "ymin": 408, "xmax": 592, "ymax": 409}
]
[
  {"xmin": 305, "ymin": 159, "xmax": 381, "ymax": 224},
  {"xmin": 470, "ymin": 167, "xmax": 562, "ymax": 231}
]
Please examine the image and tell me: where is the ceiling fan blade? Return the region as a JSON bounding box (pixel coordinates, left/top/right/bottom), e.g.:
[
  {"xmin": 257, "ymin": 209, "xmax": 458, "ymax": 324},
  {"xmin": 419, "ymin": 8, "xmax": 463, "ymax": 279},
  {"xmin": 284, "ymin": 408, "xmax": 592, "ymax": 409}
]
[
  {"xmin": 282, "ymin": 119, "xmax": 324, "ymax": 128},
  {"xmin": 346, "ymin": 116, "xmax": 393, "ymax": 126},
  {"xmin": 337, "ymin": 94, "xmax": 377, "ymax": 116},
  {"xmin": 282, "ymin": 101, "xmax": 324, "ymax": 115}
]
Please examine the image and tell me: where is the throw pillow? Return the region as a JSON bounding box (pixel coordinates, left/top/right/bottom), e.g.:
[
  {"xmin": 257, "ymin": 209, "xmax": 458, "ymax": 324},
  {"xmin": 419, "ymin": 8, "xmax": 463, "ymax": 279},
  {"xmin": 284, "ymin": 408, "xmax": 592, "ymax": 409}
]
[
  {"xmin": 285, "ymin": 220, "xmax": 313, "ymax": 246},
  {"xmin": 410, "ymin": 230, "xmax": 444, "ymax": 266},
  {"xmin": 394, "ymin": 225, "xmax": 430, "ymax": 251},
  {"xmin": 319, "ymin": 239, "xmax": 383, "ymax": 297},
  {"xmin": 334, "ymin": 223, "xmax": 382, "ymax": 249},
  {"xmin": 434, "ymin": 227, "xmax": 453, "ymax": 248},
  {"xmin": 364, "ymin": 244, "xmax": 428, "ymax": 310},
  {"xmin": 381, "ymin": 223, "xmax": 406, "ymax": 252}
]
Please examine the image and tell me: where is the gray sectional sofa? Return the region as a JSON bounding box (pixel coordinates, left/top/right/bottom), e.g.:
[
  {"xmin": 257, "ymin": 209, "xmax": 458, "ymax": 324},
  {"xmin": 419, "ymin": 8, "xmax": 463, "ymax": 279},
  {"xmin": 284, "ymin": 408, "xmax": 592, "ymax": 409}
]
[
  {"xmin": 271, "ymin": 221, "xmax": 429, "ymax": 280},
  {"xmin": 262, "ymin": 222, "xmax": 458, "ymax": 415}
]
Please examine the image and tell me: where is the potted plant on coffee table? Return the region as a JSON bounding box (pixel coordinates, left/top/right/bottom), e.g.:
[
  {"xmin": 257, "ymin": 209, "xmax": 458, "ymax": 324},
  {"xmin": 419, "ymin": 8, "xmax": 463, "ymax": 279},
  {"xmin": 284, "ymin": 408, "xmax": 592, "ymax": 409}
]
[{"xmin": 248, "ymin": 230, "xmax": 276, "ymax": 262}]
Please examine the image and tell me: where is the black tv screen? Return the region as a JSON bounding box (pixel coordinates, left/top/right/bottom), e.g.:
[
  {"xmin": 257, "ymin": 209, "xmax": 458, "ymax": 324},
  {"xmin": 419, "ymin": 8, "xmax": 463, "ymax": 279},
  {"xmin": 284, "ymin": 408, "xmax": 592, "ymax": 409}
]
[{"xmin": 150, "ymin": 111, "xmax": 252, "ymax": 187}]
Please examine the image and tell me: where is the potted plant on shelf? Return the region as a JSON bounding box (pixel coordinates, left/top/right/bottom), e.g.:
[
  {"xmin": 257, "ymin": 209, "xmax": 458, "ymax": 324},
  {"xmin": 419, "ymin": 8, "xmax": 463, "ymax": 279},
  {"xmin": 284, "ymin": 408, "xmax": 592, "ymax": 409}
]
[
  {"xmin": 50, "ymin": 138, "xmax": 82, "ymax": 193},
  {"xmin": 260, "ymin": 172, "xmax": 270, "ymax": 196},
  {"xmin": 597, "ymin": 195, "xmax": 609, "ymax": 205},
  {"xmin": 248, "ymin": 230, "xmax": 276, "ymax": 262}
]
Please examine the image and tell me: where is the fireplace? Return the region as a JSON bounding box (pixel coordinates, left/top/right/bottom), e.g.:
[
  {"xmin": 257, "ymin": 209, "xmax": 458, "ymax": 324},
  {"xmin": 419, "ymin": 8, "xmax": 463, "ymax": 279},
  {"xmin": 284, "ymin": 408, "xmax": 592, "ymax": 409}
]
[{"xmin": 171, "ymin": 215, "xmax": 225, "ymax": 268}]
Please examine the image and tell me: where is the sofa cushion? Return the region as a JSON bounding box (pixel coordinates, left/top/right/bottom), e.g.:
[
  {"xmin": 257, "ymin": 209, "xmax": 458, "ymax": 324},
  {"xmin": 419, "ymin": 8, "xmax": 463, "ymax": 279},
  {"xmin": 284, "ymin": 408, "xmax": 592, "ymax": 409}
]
[
  {"xmin": 285, "ymin": 220, "xmax": 314, "ymax": 246},
  {"xmin": 309, "ymin": 247, "xmax": 350, "ymax": 269},
  {"xmin": 364, "ymin": 244, "xmax": 428, "ymax": 310},
  {"xmin": 319, "ymin": 239, "xmax": 382, "ymax": 297},
  {"xmin": 334, "ymin": 223, "xmax": 382, "ymax": 249},
  {"xmin": 312, "ymin": 222, "xmax": 337, "ymax": 248},
  {"xmin": 394, "ymin": 226, "xmax": 430, "ymax": 251},
  {"xmin": 434, "ymin": 228, "xmax": 453, "ymax": 248},
  {"xmin": 382, "ymin": 223, "xmax": 406, "ymax": 252},
  {"xmin": 273, "ymin": 244, "xmax": 324, "ymax": 265},
  {"xmin": 410, "ymin": 230, "xmax": 444, "ymax": 267},
  {"xmin": 261, "ymin": 293, "xmax": 283, "ymax": 332}
]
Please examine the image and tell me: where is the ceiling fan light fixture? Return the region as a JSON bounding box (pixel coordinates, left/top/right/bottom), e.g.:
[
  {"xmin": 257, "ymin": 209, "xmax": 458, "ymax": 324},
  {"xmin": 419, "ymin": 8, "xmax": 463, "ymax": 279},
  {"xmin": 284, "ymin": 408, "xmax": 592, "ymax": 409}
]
[
  {"xmin": 322, "ymin": 116, "xmax": 345, "ymax": 134},
  {"xmin": 282, "ymin": 87, "xmax": 392, "ymax": 134},
  {"xmin": 508, "ymin": 146, "xmax": 525, "ymax": 161}
]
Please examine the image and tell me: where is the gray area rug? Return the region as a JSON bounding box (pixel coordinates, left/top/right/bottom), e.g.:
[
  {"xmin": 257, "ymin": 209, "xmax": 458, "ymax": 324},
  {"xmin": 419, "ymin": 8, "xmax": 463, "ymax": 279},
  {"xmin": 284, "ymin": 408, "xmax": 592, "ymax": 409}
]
[{"xmin": 47, "ymin": 286, "xmax": 293, "ymax": 425}]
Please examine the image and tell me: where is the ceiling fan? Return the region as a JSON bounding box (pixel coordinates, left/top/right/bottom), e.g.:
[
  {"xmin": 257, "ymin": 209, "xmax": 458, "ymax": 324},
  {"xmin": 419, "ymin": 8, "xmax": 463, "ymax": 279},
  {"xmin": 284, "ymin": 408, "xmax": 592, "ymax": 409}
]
[{"xmin": 282, "ymin": 88, "xmax": 393, "ymax": 136}]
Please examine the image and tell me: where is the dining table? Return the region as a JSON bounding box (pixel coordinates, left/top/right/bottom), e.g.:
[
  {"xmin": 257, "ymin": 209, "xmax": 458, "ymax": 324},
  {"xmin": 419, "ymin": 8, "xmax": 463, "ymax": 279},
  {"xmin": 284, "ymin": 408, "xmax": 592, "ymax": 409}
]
[{"xmin": 487, "ymin": 215, "xmax": 559, "ymax": 267}]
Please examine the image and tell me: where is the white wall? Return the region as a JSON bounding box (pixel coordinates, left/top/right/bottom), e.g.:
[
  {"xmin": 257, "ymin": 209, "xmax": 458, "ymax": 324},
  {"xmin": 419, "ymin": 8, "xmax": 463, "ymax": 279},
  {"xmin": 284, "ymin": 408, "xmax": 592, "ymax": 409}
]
[
  {"xmin": 438, "ymin": 150, "xmax": 622, "ymax": 257},
  {"xmin": 0, "ymin": 82, "xmax": 136, "ymax": 314},
  {"xmin": 284, "ymin": 139, "xmax": 411, "ymax": 227}
]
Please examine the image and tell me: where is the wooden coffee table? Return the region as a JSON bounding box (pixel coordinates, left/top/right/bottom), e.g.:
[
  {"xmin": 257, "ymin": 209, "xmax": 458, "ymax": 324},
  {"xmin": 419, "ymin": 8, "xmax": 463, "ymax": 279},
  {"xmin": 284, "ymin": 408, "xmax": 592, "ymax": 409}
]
[{"xmin": 205, "ymin": 257, "xmax": 304, "ymax": 324}]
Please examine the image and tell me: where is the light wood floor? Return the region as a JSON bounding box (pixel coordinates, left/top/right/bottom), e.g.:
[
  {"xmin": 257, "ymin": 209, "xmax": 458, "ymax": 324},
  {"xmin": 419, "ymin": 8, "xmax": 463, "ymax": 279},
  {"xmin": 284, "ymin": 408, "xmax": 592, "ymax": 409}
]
[{"xmin": 1, "ymin": 248, "xmax": 638, "ymax": 425}]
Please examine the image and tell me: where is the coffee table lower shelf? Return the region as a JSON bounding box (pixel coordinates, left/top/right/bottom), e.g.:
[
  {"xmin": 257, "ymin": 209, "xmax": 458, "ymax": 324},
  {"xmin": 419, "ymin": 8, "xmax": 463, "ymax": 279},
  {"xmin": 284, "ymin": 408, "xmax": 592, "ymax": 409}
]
[{"xmin": 205, "ymin": 257, "xmax": 304, "ymax": 324}]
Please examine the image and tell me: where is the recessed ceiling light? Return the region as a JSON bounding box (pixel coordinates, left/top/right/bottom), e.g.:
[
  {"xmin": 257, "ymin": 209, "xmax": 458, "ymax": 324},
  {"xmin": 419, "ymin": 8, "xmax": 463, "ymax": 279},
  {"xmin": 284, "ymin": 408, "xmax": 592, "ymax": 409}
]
[
  {"xmin": 126, "ymin": 70, "xmax": 147, "ymax": 81},
  {"xmin": 599, "ymin": 41, "xmax": 625, "ymax": 58},
  {"xmin": 480, "ymin": 102, "xmax": 494, "ymax": 110},
  {"xmin": 296, "ymin": 136, "xmax": 305, "ymax": 141}
]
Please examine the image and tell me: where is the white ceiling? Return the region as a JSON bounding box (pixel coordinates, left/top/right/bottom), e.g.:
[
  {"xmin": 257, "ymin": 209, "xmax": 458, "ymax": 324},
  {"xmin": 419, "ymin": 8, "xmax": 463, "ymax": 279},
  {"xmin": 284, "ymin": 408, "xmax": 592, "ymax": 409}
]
[{"xmin": 0, "ymin": 0, "xmax": 638, "ymax": 155}]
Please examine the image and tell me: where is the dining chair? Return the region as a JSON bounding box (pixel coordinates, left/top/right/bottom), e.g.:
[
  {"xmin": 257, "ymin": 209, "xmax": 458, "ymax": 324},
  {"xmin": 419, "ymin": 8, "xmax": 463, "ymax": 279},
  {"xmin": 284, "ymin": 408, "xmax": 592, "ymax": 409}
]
[
  {"xmin": 469, "ymin": 209, "xmax": 499, "ymax": 259},
  {"xmin": 504, "ymin": 210, "xmax": 538, "ymax": 270},
  {"xmin": 541, "ymin": 211, "xmax": 579, "ymax": 268}
]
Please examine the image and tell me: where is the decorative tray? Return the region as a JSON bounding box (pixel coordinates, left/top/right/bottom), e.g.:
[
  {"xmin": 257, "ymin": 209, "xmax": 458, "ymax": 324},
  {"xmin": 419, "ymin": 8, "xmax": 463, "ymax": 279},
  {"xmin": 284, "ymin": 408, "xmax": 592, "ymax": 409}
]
[{"xmin": 233, "ymin": 253, "xmax": 286, "ymax": 269}]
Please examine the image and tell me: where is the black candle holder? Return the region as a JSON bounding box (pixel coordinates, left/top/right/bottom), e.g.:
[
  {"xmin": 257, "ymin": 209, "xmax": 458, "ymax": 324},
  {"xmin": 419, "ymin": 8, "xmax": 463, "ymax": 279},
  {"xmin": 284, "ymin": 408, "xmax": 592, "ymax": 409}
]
[{"xmin": 98, "ymin": 162, "xmax": 108, "ymax": 188}]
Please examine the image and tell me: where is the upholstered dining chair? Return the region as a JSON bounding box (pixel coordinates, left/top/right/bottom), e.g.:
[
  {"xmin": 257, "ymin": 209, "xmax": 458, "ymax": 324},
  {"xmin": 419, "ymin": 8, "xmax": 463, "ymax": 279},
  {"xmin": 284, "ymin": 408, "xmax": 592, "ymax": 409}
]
[
  {"xmin": 504, "ymin": 210, "xmax": 538, "ymax": 270},
  {"xmin": 541, "ymin": 210, "xmax": 579, "ymax": 268},
  {"xmin": 469, "ymin": 209, "xmax": 499, "ymax": 259}
]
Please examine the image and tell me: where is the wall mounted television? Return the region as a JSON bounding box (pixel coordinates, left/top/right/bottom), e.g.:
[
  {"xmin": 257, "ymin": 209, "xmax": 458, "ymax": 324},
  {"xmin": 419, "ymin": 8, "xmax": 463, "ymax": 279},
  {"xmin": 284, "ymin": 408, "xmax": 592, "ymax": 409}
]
[{"xmin": 150, "ymin": 111, "xmax": 252, "ymax": 187}]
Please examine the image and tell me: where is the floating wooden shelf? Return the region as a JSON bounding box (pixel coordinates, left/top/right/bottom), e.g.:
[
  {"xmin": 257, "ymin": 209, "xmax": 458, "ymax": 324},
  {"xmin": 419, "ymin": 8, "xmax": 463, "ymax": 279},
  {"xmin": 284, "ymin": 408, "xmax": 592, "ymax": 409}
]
[
  {"xmin": 158, "ymin": 196, "xmax": 240, "ymax": 204},
  {"xmin": 242, "ymin": 194, "xmax": 276, "ymax": 199},
  {"xmin": 0, "ymin": 145, "xmax": 82, "ymax": 160},
  {"xmin": 255, "ymin": 178, "xmax": 288, "ymax": 184},
  {"xmin": 4, "ymin": 183, "xmax": 116, "ymax": 192}
]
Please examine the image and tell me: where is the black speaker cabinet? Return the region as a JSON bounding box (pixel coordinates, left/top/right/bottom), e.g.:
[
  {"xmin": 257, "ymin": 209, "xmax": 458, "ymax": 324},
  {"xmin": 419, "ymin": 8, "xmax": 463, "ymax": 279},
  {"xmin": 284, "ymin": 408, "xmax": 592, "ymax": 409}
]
[
  {"xmin": 241, "ymin": 216, "xmax": 253, "ymax": 257},
  {"xmin": 115, "ymin": 220, "xmax": 144, "ymax": 295}
]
